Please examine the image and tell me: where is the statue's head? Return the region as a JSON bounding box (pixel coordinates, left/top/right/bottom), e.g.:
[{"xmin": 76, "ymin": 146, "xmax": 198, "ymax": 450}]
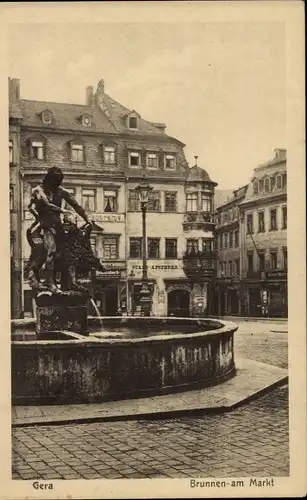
[{"xmin": 42, "ymin": 167, "xmax": 64, "ymax": 190}]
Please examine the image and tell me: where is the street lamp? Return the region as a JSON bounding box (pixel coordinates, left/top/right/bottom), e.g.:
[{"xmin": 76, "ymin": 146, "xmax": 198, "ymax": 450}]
[{"xmin": 135, "ymin": 176, "xmax": 153, "ymax": 316}]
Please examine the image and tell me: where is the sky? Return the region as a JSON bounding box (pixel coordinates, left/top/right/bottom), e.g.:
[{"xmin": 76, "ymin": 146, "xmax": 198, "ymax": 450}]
[{"xmin": 9, "ymin": 22, "xmax": 286, "ymax": 189}]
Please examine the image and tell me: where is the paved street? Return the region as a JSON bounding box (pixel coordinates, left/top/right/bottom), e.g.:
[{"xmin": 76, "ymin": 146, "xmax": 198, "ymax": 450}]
[{"xmin": 12, "ymin": 322, "xmax": 289, "ymax": 480}]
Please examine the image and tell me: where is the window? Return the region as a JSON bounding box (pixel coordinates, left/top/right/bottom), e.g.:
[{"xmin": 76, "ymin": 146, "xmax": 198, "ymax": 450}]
[
  {"xmin": 270, "ymin": 209, "xmax": 277, "ymax": 230},
  {"xmin": 253, "ymin": 181, "xmax": 258, "ymax": 195},
  {"xmin": 229, "ymin": 231, "xmax": 233, "ymax": 248},
  {"xmin": 164, "ymin": 192, "xmax": 177, "ymax": 212},
  {"xmin": 104, "ymin": 146, "xmax": 115, "ymax": 164},
  {"xmin": 282, "ymin": 173, "xmax": 287, "ymax": 189},
  {"xmin": 282, "ymin": 206, "xmax": 287, "ymax": 229},
  {"xmin": 264, "ymin": 178, "xmax": 270, "ymax": 193},
  {"xmin": 234, "ymin": 230, "xmax": 239, "ymax": 247},
  {"xmin": 148, "ymin": 238, "xmax": 160, "ymax": 259},
  {"xmin": 103, "ymin": 236, "xmax": 119, "ymax": 260},
  {"xmin": 32, "ymin": 141, "xmax": 44, "ymax": 160},
  {"xmin": 228, "ymin": 262, "xmax": 233, "ymax": 276},
  {"xmin": 186, "ymin": 239, "xmax": 199, "ymax": 255},
  {"xmin": 104, "ymin": 190, "xmax": 117, "ymax": 212},
  {"xmin": 128, "ymin": 190, "xmax": 140, "ymax": 211},
  {"xmin": 165, "ymin": 154, "xmax": 176, "ymax": 169},
  {"xmin": 219, "ymin": 234, "xmax": 223, "ymax": 249},
  {"xmin": 129, "ymin": 237, "xmax": 142, "ymax": 258},
  {"xmin": 224, "ymin": 233, "xmax": 228, "ymax": 248},
  {"xmin": 220, "ymin": 261, "xmax": 224, "ymax": 275},
  {"xmin": 129, "ymin": 152, "xmax": 141, "ymax": 167},
  {"xmin": 247, "ymin": 252, "xmax": 254, "ymax": 272},
  {"xmin": 10, "ymin": 186, "xmax": 14, "ymax": 211},
  {"xmin": 82, "ymin": 189, "xmax": 95, "ymax": 212},
  {"xmin": 276, "ymin": 175, "xmax": 282, "ymax": 189},
  {"xmin": 201, "ymin": 194, "xmax": 212, "ymax": 212},
  {"xmin": 186, "ymin": 193, "xmax": 198, "ymax": 212},
  {"xmin": 235, "ymin": 259, "xmax": 240, "ymax": 275},
  {"xmin": 146, "ymin": 153, "xmax": 158, "ymax": 168},
  {"xmin": 283, "ymin": 247, "xmax": 287, "ymax": 270},
  {"xmin": 90, "ymin": 237, "xmax": 97, "ymax": 257},
  {"xmin": 259, "ymin": 179, "xmax": 264, "ymax": 192},
  {"xmin": 63, "ymin": 187, "xmax": 76, "ymax": 209},
  {"xmin": 223, "ymin": 213, "xmax": 228, "ymax": 224},
  {"xmin": 270, "ymin": 176, "xmax": 276, "ymax": 191},
  {"xmin": 202, "ymin": 238, "xmax": 213, "ymax": 253},
  {"xmin": 270, "ymin": 251, "xmax": 277, "ymax": 270},
  {"xmin": 259, "ymin": 252, "xmax": 265, "ymax": 271},
  {"xmin": 246, "ymin": 213, "xmax": 253, "ymax": 233},
  {"xmin": 165, "ymin": 238, "xmax": 177, "ymax": 259},
  {"xmin": 71, "ymin": 144, "xmax": 83, "ymax": 163},
  {"xmin": 9, "ymin": 140, "xmax": 13, "ymax": 163},
  {"xmin": 129, "ymin": 116, "xmax": 138, "ymax": 129},
  {"xmin": 258, "ymin": 211, "xmax": 265, "ymax": 232},
  {"xmin": 147, "ymin": 191, "xmax": 161, "ymax": 212}
]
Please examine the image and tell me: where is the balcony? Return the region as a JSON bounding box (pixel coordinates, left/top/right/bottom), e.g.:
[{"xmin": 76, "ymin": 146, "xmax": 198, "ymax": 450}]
[
  {"xmin": 182, "ymin": 250, "xmax": 215, "ymax": 280},
  {"xmin": 182, "ymin": 213, "xmax": 215, "ymax": 232}
]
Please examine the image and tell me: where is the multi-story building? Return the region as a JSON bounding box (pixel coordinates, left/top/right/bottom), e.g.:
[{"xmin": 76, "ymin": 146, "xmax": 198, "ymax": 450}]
[
  {"xmin": 215, "ymin": 185, "xmax": 248, "ymax": 316},
  {"xmin": 239, "ymin": 148, "xmax": 287, "ymax": 317},
  {"xmin": 9, "ymin": 77, "xmax": 218, "ymax": 318}
]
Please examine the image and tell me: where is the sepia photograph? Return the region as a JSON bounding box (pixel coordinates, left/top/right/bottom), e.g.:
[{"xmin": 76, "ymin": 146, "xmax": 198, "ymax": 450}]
[{"xmin": 1, "ymin": 1, "xmax": 306, "ymax": 499}]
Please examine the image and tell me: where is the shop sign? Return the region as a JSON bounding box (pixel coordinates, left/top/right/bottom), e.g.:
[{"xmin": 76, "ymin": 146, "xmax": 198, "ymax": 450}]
[
  {"xmin": 267, "ymin": 271, "xmax": 287, "ymax": 279},
  {"xmin": 132, "ymin": 264, "xmax": 179, "ymax": 270},
  {"xmin": 96, "ymin": 270, "xmax": 121, "ymax": 279},
  {"xmin": 90, "ymin": 213, "xmax": 125, "ymax": 223}
]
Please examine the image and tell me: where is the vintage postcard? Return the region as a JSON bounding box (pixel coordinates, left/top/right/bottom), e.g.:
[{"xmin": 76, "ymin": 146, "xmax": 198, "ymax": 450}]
[{"xmin": 0, "ymin": 1, "xmax": 306, "ymax": 499}]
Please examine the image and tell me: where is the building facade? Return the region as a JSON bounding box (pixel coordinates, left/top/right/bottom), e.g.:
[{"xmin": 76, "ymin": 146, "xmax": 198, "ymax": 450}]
[
  {"xmin": 215, "ymin": 185, "xmax": 248, "ymax": 316},
  {"xmin": 9, "ymin": 78, "xmax": 218, "ymax": 318},
  {"xmin": 239, "ymin": 149, "xmax": 287, "ymax": 317}
]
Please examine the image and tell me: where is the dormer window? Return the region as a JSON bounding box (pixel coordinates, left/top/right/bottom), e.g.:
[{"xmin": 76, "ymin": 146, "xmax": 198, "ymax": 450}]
[
  {"xmin": 264, "ymin": 178, "xmax": 270, "ymax": 193},
  {"xmin": 41, "ymin": 110, "xmax": 52, "ymax": 125},
  {"xmin": 165, "ymin": 154, "xmax": 176, "ymax": 170},
  {"xmin": 81, "ymin": 114, "xmax": 92, "ymax": 127},
  {"xmin": 146, "ymin": 153, "xmax": 158, "ymax": 169},
  {"xmin": 71, "ymin": 143, "xmax": 84, "ymax": 163},
  {"xmin": 129, "ymin": 151, "xmax": 141, "ymax": 168},
  {"xmin": 253, "ymin": 181, "xmax": 259, "ymax": 195},
  {"xmin": 129, "ymin": 116, "xmax": 138, "ymax": 129},
  {"xmin": 31, "ymin": 141, "xmax": 44, "ymax": 160},
  {"xmin": 104, "ymin": 146, "xmax": 116, "ymax": 164}
]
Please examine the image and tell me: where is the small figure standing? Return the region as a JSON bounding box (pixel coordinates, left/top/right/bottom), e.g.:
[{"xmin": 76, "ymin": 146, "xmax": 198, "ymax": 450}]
[{"xmin": 26, "ymin": 167, "xmax": 91, "ymax": 293}]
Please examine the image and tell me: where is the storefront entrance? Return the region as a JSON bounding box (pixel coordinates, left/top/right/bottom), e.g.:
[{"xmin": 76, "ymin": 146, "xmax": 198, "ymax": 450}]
[
  {"xmin": 167, "ymin": 289, "xmax": 190, "ymax": 317},
  {"xmin": 94, "ymin": 282, "xmax": 119, "ymax": 316},
  {"xmin": 248, "ymin": 287, "xmax": 262, "ymax": 317}
]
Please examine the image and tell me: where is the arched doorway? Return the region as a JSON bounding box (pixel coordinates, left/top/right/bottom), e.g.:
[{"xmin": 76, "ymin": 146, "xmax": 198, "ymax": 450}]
[{"xmin": 167, "ymin": 289, "xmax": 190, "ymax": 317}]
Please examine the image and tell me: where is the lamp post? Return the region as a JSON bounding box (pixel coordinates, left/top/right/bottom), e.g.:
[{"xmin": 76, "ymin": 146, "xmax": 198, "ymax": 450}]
[{"xmin": 135, "ymin": 177, "xmax": 153, "ymax": 316}]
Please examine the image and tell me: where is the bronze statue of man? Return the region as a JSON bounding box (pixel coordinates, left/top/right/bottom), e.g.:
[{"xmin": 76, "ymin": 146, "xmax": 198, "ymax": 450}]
[{"xmin": 27, "ymin": 166, "xmax": 91, "ymax": 293}]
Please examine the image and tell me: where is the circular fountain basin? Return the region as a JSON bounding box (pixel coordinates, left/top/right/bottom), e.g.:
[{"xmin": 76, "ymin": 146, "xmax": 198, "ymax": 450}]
[{"xmin": 11, "ymin": 316, "xmax": 238, "ymax": 405}]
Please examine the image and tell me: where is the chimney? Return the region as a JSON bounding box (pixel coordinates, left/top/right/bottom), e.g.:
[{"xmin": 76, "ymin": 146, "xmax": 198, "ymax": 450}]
[
  {"xmin": 274, "ymin": 148, "xmax": 287, "ymax": 160},
  {"xmin": 95, "ymin": 79, "xmax": 105, "ymax": 108},
  {"xmin": 9, "ymin": 78, "xmax": 20, "ymax": 101},
  {"xmin": 86, "ymin": 86, "xmax": 94, "ymax": 106},
  {"xmin": 150, "ymin": 122, "xmax": 166, "ymax": 133}
]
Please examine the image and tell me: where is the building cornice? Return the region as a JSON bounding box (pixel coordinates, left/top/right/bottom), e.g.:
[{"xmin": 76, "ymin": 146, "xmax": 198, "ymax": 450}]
[{"xmin": 239, "ymin": 192, "xmax": 287, "ymax": 209}]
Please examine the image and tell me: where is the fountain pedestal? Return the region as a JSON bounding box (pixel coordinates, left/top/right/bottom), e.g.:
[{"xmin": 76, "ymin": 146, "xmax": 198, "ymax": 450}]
[{"xmin": 35, "ymin": 291, "xmax": 89, "ymax": 336}]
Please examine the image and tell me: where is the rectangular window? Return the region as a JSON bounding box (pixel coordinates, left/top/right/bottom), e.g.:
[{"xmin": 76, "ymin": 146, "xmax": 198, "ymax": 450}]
[
  {"xmin": 164, "ymin": 192, "xmax": 177, "ymax": 212},
  {"xmin": 235, "ymin": 259, "xmax": 240, "ymax": 275},
  {"xmin": 224, "ymin": 233, "xmax": 228, "ymax": 248},
  {"xmin": 247, "ymin": 253, "xmax": 254, "ymax": 272},
  {"xmin": 81, "ymin": 188, "xmax": 95, "ymax": 212},
  {"xmin": 147, "ymin": 191, "xmax": 161, "ymax": 212},
  {"xmin": 270, "ymin": 251, "xmax": 277, "ymax": 270},
  {"xmin": 270, "ymin": 176, "xmax": 276, "ymax": 190},
  {"xmin": 104, "ymin": 190, "xmax": 118, "ymax": 213},
  {"xmin": 223, "ymin": 213, "xmax": 228, "ymax": 224},
  {"xmin": 253, "ymin": 181, "xmax": 258, "ymax": 195},
  {"xmin": 128, "ymin": 190, "xmax": 140, "ymax": 211},
  {"xmin": 165, "ymin": 238, "xmax": 177, "ymax": 259},
  {"xmin": 104, "ymin": 146, "xmax": 115, "ymax": 164},
  {"xmin": 234, "ymin": 230, "xmax": 239, "ymax": 247},
  {"xmin": 258, "ymin": 211, "xmax": 265, "ymax": 232},
  {"xmin": 259, "ymin": 179, "xmax": 264, "ymax": 192},
  {"xmin": 229, "ymin": 231, "xmax": 233, "ymax": 248},
  {"xmin": 63, "ymin": 187, "xmax": 76, "ymax": 209},
  {"xmin": 283, "ymin": 248, "xmax": 287, "ymax": 270},
  {"xmin": 259, "ymin": 252, "xmax": 265, "ymax": 271},
  {"xmin": 282, "ymin": 206, "xmax": 287, "ymax": 229},
  {"xmin": 264, "ymin": 178, "xmax": 270, "ymax": 193},
  {"xmin": 10, "ymin": 186, "xmax": 14, "ymax": 211},
  {"xmin": 129, "ymin": 237, "xmax": 142, "ymax": 258},
  {"xmin": 282, "ymin": 173, "xmax": 287, "ymax": 189},
  {"xmin": 270, "ymin": 209, "xmax": 277, "ymax": 230},
  {"xmin": 146, "ymin": 153, "xmax": 158, "ymax": 168},
  {"xmin": 9, "ymin": 140, "xmax": 13, "ymax": 163},
  {"xmin": 129, "ymin": 117, "xmax": 138, "ymax": 129},
  {"xmin": 220, "ymin": 261, "xmax": 224, "ymax": 275},
  {"xmin": 228, "ymin": 261, "xmax": 233, "ymax": 276},
  {"xmin": 148, "ymin": 238, "xmax": 160, "ymax": 259},
  {"xmin": 71, "ymin": 144, "xmax": 83, "ymax": 163},
  {"xmin": 186, "ymin": 193, "xmax": 198, "ymax": 212},
  {"xmin": 219, "ymin": 234, "xmax": 223, "ymax": 249},
  {"xmin": 90, "ymin": 237, "xmax": 97, "ymax": 257},
  {"xmin": 186, "ymin": 239, "xmax": 199, "ymax": 255},
  {"xmin": 32, "ymin": 141, "xmax": 44, "ymax": 160},
  {"xmin": 201, "ymin": 194, "xmax": 212, "ymax": 212},
  {"xmin": 129, "ymin": 152, "xmax": 141, "ymax": 167},
  {"xmin": 165, "ymin": 154, "xmax": 176, "ymax": 169},
  {"xmin": 246, "ymin": 213, "xmax": 253, "ymax": 233},
  {"xmin": 277, "ymin": 175, "xmax": 282, "ymax": 189},
  {"xmin": 103, "ymin": 236, "xmax": 119, "ymax": 260},
  {"xmin": 202, "ymin": 238, "xmax": 213, "ymax": 253}
]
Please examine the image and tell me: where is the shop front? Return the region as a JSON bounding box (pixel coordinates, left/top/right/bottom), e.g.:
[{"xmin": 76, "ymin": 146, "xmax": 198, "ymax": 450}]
[
  {"xmin": 92, "ymin": 265, "xmax": 127, "ymax": 316},
  {"xmin": 242, "ymin": 270, "xmax": 288, "ymax": 318}
]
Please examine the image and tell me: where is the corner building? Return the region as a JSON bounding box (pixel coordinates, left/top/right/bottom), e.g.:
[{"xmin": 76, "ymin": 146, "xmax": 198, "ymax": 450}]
[{"xmin": 9, "ymin": 78, "xmax": 217, "ymax": 317}]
